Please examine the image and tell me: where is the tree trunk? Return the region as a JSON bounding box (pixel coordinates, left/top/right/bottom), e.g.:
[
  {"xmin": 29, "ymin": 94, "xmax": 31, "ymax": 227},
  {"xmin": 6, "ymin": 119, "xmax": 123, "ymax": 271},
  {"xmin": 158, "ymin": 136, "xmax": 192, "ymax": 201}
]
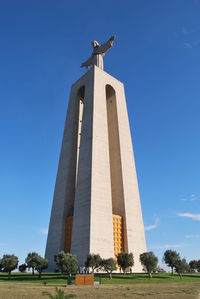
[
  {"xmin": 67, "ymin": 273, "xmax": 72, "ymax": 285},
  {"xmin": 8, "ymin": 271, "xmax": 11, "ymax": 279},
  {"xmin": 39, "ymin": 270, "xmax": 41, "ymax": 279},
  {"xmin": 109, "ymin": 272, "xmax": 112, "ymax": 279},
  {"xmin": 148, "ymin": 272, "xmax": 152, "ymax": 279},
  {"xmin": 179, "ymin": 273, "xmax": 182, "ymax": 280},
  {"xmin": 171, "ymin": 267, "xmax": 174, "ymax": 275},
  {"xmin": 32, "ymin": 268, "xmax": 35, "ymax": 275}
]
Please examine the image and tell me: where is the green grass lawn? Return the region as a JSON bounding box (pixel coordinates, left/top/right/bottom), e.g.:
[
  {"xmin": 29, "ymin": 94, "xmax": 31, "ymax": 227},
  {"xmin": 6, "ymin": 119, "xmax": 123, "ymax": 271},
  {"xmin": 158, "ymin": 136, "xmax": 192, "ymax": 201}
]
[
  {"xmin": 0, "ymin": 272, "xmax": 199, "ymax": 285},
  {"xmin": 0, "ymin": 272, "xmax": 69, "ymax": 285},
  {"xmin": 96, "ymin": 272, "xmax": 200, "ymax": 284}
]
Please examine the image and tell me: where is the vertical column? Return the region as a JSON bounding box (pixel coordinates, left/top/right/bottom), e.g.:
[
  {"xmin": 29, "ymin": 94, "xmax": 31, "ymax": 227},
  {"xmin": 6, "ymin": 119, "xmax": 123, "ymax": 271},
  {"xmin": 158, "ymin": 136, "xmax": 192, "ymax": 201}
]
[
  {"xmin": 45, "ymin": 87, "xmax": 80, "ymax": 271},
  {"xmin": 114, "ymin": 82, "xmax": 147, "ymax": 272},
  {"xmin": 89, "ymin": 66, "xmax": 115, "ymax": 259}
]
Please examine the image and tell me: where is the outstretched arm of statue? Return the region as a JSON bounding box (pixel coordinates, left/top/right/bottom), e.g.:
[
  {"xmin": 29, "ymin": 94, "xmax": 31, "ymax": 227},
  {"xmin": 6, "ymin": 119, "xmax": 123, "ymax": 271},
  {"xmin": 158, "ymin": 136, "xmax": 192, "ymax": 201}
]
[
  {"xmin": 81, "ymin": 55, "xmax": 94, "ymax": 68},
  {"xmin": 95, "ymin": 34, "xmax": 116, "ymax": 55}
]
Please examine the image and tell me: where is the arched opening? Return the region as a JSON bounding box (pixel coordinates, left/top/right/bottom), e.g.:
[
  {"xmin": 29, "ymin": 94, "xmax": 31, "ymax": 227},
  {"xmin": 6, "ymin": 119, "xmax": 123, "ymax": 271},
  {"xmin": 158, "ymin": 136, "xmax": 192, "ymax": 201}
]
[
  {"xmin": 76, "ymin": 85, "xmax": 85, "ymax": 184},
  {"xmin": 77, "ymin": 85, "xmax": 85, "ymax": 101},
  {"xmin": 106, "ymin": 84, "xmax": 128, "ymax": 259}
]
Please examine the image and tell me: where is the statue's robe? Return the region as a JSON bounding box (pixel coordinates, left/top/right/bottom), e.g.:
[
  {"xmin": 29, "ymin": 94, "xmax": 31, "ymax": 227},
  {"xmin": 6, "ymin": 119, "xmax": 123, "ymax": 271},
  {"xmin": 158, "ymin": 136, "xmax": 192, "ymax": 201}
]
[{"xmin": 81, "ymin": 38, "xmax": 113, "ymax": 70}]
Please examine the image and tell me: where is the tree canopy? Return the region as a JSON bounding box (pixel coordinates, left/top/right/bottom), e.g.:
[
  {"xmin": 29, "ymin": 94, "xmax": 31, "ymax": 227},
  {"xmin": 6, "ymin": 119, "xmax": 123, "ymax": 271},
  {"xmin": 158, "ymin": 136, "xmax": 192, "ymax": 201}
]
[
  {"xmin": 85, "ymin": 253, "xmax": 102, "ymax": 273},
  {"xmin": 101, "ymin": 258, "xmax": 116, "ymax": 279},
  {"xmin": 35, "ymin": 255, "xmax": 48, "ymax": 279},
  {"xmin": 54, "ymin": 251, "xmax": 66, "ymax": 274},
  {"xmin": 0, "ymin": 258, "xmax": 3, "ymax": 272},
  {"xmin": 55, "ymin": 251, "xmax": 77, "ymax": 276},
  {"xmin": 18, "ymin": 263, "xmax": 27, "ymax": 273},
  {"xmin": 1, "ymin": 254, "xmax": 18, "ymax": 278},
  {"xmin": 117, "ymin": 252, "xmax": 134, "ymax": 274},
  {"xmin": 189, "ymin": 260, "xmax": 198, "ymax": 272},
  {"xmin": 174, "ymin": 258, "xmax": 189, "ymax": 279},
  {"xmin": 163, "ymin": 250, "xmax": 180, "ymax": 275},
  {"xmin": 140, "ymin": 251, "xmax": 158, "ymax": 278},
  {"xmin": 197, "ymin": 260, "xmax": 200, "ymax": 272},
  {"xmin": 25, "ymin": 252, "xmax": 40, "ymax": 275},
  {"xmin": 62, "ymin": 253, "xmax": 78, "ymax": 276}
]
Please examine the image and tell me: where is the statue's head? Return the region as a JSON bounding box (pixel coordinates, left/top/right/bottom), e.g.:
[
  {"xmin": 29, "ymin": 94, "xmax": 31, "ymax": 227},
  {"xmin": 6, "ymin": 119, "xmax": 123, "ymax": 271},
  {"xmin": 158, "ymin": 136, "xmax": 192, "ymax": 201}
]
[{"xmin": 92, "ymin": 40, "xmax": 99, "ymax": 48}]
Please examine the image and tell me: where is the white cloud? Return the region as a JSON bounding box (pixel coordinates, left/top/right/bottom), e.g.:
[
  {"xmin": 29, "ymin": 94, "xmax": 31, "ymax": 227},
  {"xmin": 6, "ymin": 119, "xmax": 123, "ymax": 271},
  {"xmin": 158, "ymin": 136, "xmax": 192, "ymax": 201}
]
[
  {"xmin": 178, "ymin": 213, "xmax": 200, "ymax": 221},
  {"xmin": 180, "ymin": 194, "xmax": 198, "ymax": 202},
  {"xmin": 182, "ymin": 28, "xmax": 189, "ymax": 35},
  {"xmin": 180, "ymin": 198, "xmax": 187, "ymax": 201},
  {"xmin": 181, "ymin": 27, "xmax": 196, "ymax": 35},
  {"xmin": 144, "ymin": 218, "xmax": 159, "ymax": 232},
  {"xmin": 183, "ymin": 42, "xmax": 193, "ymax": 48},
  {"xmin": 183, "ymin": 41, "xmax": 200, "ymax": 49},
  {"xmin": 40, "ymin": 228, "xmax": 48, "ymax": 235},
  {"xmin": 185, "ymin": 234, "xmax": 199, "ymax": 239},
  {"xmin": 149, "ymin": 243, "xmax": 186, "ymax": 250},
  {"xmin": 189, "ymin": 194, "xmax": 197, "ymax": 201}
]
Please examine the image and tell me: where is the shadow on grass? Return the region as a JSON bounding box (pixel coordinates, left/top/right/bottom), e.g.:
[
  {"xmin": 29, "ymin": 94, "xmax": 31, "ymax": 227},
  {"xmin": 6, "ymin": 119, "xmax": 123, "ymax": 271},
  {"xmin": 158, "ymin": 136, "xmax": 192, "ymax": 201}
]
[
  {"xmin": 182, "ymin": 273, "xmax": 200, "ymax": 278},
  {"xmin": 0, "ymin": 273, "xmax": 74, "ymax": 283},
  {"xmin": 96, "ymin": 273, "xmax": 173, "ymax": 280}
]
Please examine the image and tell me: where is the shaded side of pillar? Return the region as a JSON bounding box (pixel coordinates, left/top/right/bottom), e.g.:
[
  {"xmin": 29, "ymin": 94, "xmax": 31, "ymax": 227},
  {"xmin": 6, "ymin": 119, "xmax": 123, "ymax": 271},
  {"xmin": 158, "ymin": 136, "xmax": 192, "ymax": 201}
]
[{"xmin": 45, "ymin": 70, "xmax": 92, "ymax": 271}]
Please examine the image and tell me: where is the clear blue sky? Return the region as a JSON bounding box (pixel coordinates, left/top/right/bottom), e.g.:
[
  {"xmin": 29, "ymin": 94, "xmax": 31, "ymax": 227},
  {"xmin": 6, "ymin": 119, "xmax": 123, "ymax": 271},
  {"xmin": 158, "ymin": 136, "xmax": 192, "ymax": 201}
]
[{"xmin": 0, "ymin": 0, "xmax": 200, "ymax": 270}]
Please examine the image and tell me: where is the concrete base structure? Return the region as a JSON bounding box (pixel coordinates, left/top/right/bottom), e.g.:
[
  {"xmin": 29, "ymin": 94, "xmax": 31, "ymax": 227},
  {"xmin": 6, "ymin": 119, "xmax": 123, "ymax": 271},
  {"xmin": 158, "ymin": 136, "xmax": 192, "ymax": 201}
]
[{"xmin": 45, "ymin": 66, "xmax": 146, "ymax": 272}]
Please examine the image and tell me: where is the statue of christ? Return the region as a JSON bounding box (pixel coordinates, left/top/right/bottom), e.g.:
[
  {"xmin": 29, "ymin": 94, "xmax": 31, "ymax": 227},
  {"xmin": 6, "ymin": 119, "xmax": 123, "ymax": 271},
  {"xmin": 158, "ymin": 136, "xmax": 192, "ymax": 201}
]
[{"xmin": 81, "ymin": 35, "xmax": 116, "ymax": 70}]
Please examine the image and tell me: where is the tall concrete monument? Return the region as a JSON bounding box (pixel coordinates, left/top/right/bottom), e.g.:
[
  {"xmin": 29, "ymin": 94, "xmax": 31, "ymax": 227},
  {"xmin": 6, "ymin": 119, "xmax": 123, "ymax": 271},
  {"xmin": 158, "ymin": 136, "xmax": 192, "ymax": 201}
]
[{"xmin": 45, "ymin": 35, "xmax": 146, "ymax": 272}]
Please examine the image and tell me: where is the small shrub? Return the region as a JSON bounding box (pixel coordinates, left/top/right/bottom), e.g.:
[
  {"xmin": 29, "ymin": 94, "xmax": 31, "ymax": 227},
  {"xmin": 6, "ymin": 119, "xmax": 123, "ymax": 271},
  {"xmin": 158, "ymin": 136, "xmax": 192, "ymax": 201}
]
[
  {"xmin": 19, "ymin": 264, "xmax": 27, "ymax": 273},
  {"xmin": 42, "ymin": 288, "xmax": 76, "ymax": 299}
]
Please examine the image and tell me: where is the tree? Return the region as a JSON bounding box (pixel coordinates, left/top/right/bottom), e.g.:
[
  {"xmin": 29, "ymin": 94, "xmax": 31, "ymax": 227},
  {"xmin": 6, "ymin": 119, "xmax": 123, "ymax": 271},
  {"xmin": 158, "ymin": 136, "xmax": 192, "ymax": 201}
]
[
  {"xmin": 35, "ymin": 255, "xmax": 48, "ymax": 279},
  {"xmin": 18, "ymin": 263, "xmax": 27, "ymax": 273},
  {"xmin": 140, "ymin": 252, "xmax": 158, "ymax": 279},
  {"xmin": 117, "ymin": 252, "xmax": 134, "ymax": 275},
  {"xmin": 101, "ymin": 258, "xmax": 116, "ymax": 279},
  {"xmin": 55, "ymin": 251, "xmax": 77, "ymax": 279},
  {"xmin": 63, "ymin": 253, "xmax": 78, "ymax": 277},
  {"xmin": 189, "ymin": 260, "xmax": 198, "ymax": 272},
  {"xmin": 85, "ymin": 254, "xmax": 102, "ymax": 273},
  {"xmin": 197, "ymin": 260, "xmax": 200, "ymax": 272},
  {"xmin": 54, "ymin": 251, "xmax": 67, "ymax": 274},
  {"xmin": 0, "ymin": 258, "xmax": 2, "ymax": 272},
  {"xmin": 25, "ymin": 252, "xmax": 40, "ymax": 275},
  {"xmin": 1, "ymin": 254, "xmax": 18, "ymax": 278},
  {"xmin": 163, "ymin": 250, "xmax": 180, "ymax": 275},
  {"xmin": 174, "ymin": 258, "xmax": 189, "ymax": 279}
]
